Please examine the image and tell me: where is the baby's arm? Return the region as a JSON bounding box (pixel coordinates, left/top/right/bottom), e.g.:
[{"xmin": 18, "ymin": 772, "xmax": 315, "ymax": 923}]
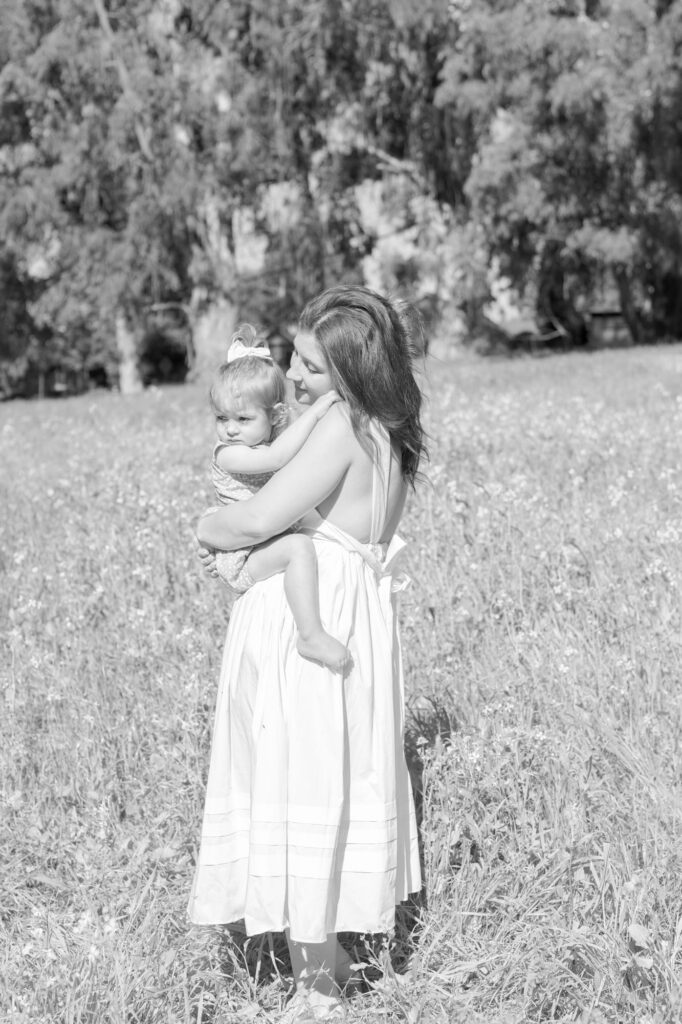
[
  {"xmin": 215, "ymin": 391, "xmax": 340, "ymax": 475},
  {"xmin": 198, "ymin": 404, "xmax": 353, "ymax": 551}
]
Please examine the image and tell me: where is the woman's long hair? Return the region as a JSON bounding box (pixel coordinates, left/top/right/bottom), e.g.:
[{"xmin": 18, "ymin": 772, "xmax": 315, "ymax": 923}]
[{"xmin": 298, "ymin": 286, "xmax": 427, "ymax": 483}]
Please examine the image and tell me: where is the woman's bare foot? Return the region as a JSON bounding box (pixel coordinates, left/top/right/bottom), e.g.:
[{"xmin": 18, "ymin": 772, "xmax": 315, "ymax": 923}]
[
  {"xmin": 306, "ymin": 989, "xmax": 345, "ymax": 1019},
  {"xmin": 297, "ymin": 631, "xmax": 350, "ymax": 673},
  {"xmin": 286, "ymin": 934, "xmax": 347, "ymax": 1019},
  {"xmin": 282, "ymin": 987, "xmax": 345, "ymax": 1022}
]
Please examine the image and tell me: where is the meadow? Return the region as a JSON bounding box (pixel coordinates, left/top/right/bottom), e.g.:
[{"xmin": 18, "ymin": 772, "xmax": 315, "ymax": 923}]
[{"xmin": 1, "ymin": 344, "xmax": 681, "ymax": 1024}]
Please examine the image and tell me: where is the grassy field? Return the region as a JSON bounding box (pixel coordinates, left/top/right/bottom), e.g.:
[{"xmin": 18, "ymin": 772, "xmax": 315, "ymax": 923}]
[{"xmin": 1, "ymin": 344, "xmax": 681, "ymax": 1024}]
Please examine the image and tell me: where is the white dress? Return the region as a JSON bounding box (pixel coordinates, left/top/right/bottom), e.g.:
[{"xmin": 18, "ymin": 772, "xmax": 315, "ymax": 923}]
[{"xmin": 188, "ymin": 422, "xmax": 421, "ymax": 943}]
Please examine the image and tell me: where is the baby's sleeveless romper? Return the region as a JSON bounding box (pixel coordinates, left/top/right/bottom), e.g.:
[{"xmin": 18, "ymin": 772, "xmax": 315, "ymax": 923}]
[
  {"xmin": 210, "ymin": 442, "xmax": 273, "ymax": 594},
  {"xmin": 189, "ymin": 422, "xmax": 421, "ymax": 942}
]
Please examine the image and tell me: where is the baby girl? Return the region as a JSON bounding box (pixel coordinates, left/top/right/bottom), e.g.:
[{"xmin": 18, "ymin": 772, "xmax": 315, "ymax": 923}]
[{"xmin": 205, "ymin": 325, "xmax": 350, "ymax": 673}]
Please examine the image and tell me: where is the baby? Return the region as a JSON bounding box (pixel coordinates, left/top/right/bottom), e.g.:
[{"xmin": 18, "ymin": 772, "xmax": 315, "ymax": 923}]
[{"xmin": 206, "ymin": 325, "xmax": 350, "ymax": 673}]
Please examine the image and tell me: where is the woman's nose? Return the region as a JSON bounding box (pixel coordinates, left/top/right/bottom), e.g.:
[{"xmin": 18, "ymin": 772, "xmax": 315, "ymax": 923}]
[{"xmin": 286, "ymin": 354, "xmax": 301, "ymax": 381}]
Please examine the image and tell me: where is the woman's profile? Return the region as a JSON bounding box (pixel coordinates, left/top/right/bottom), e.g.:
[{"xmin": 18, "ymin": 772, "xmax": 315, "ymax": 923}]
[{"xmin": 190, "ymin": 285, "xmax": 427, "ymax": 1021}]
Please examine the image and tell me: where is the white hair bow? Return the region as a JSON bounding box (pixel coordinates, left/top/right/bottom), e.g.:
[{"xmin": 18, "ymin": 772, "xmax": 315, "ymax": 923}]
[{"xmin": 226, "ymin": 338, "xmax": 273, "ymax": 363}]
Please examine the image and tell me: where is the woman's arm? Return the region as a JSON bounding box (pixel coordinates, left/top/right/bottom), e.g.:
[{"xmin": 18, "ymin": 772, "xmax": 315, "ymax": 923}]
[
  {"xmin": 197, "ymin": 405, "xmax": 353, "ymax": 550},
  {"xmin": 215, "ymin": 391, "xmax": 339, "ymax": 475}
]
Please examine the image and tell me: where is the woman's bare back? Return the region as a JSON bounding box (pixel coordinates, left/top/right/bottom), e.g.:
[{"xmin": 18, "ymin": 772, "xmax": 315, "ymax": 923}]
[{"xmin": 315, "ymin": 410, "xmax": 407, "ymax": 545}]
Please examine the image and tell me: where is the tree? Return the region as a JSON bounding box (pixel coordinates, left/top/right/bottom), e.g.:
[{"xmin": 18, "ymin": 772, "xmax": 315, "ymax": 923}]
[
  {"xmin": 3, "ymin": 0, "xmax": 681, "ymax": 386},
  {"xmin": 0, "ymin": 0, "xmax": 466, "ymax": 387},
  {"xmin": 436, "ymin": 0, "xmax": 682, "ymax": 342},
  {"xmin": 0, "ymin": 0, "xmax": 205, "ymax": 390}
]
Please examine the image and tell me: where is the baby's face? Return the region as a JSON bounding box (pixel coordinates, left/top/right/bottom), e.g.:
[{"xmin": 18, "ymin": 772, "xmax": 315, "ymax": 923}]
[{"xmin": 215, "ymin": 395, "xmax": 274, "ymax": 448}]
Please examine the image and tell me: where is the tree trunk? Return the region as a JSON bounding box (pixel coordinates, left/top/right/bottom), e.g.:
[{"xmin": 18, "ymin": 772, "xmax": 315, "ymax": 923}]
[
  {"xmin": 658, "ymin": 271, "xmax": 682, "ymax": 339},
  {"xmin": 190, "ymin": 296, "xmax": 238, "ymax": 381},
  {"xmin": 614, "ymin": 267, "xmax": 643, "ymax": 345},
  {"xmin": 536, "ymin": 239, "xmax": 587, "ymax": 345},
  {"xmin": 115, "ymin": 312, "xmax": 143, "ymax": 393}
]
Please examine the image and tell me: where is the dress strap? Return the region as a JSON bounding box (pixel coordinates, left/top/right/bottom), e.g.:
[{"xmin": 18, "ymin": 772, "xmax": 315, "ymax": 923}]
[
  {"xmin": 369, "ymin": 421, "xmax": 393, "ymax": 545},
  {"xmin": 300, "ymin": 419, "xmax": 408, "ymax": 580}
]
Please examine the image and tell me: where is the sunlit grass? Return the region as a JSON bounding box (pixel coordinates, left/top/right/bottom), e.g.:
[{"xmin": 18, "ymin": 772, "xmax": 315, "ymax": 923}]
[{"xmin": 1, "ymin": 346, "xmax": 681, "ymax": 1023}]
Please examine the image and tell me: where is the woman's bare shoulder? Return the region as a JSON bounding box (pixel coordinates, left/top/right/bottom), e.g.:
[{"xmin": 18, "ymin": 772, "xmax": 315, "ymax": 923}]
[{"xmin": 313, "ymin": 401, "xmax": 356, "ymax": 441}]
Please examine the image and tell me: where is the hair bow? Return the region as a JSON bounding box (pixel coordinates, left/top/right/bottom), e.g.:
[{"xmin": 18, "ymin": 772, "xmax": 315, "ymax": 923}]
[{"xmin": 226, "ymin": 338, "xmax": 273, "ymax": 363}]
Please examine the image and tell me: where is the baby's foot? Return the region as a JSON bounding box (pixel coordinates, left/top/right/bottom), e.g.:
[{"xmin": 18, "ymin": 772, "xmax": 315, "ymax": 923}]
[{"xmin": 297, "ymin": 631, "xmax": 351, "ymax": 673}]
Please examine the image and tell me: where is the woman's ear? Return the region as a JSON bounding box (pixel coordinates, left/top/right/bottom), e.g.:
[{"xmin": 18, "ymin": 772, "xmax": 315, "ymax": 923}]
[{"xmin": 270, "ymin": 402, "xmax": 289, "ymax": 431}]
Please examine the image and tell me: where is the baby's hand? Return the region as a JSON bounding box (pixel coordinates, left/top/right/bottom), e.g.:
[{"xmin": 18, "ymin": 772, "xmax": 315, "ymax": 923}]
[{"xmin": 312, "ymin": 390, "xmax": 342, "ymax": 419}]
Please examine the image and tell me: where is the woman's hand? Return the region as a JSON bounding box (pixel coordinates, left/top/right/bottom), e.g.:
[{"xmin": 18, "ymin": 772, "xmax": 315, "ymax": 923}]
[{"xmin": 197, "ymin": 544, "xmax": 218, "ymax": 578}]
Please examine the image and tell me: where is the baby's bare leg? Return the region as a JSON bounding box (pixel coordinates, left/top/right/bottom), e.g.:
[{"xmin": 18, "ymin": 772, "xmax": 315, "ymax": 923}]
[{"xmin": 246, "ymin": 535, "xmax": 350, "ymax": 673}]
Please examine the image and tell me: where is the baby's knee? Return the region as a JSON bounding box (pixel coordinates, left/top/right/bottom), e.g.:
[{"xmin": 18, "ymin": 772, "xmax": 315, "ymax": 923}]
[{"xmin": 285, "ymin": 532, "xmax": 316, "ymax": 563}]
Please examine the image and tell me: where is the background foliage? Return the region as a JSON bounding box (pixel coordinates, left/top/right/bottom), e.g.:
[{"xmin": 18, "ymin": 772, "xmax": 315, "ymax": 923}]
[{"xmin": 2, "ymin": 0, "xmax": 682, "ymax": 392}]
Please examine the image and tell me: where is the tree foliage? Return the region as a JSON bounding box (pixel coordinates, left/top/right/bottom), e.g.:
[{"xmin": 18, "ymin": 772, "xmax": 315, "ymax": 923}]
[
  {"xmin": 1, "ymin": 0, "xmax": 681, "ymax": 392},
  {"xmin": 437, "ymin": 0, "xmax": 682, "ymax": 340}
]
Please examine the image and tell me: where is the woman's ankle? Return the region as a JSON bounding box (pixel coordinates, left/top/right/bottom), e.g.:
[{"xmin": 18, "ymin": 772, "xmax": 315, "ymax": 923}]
[
  {"xmin": 333, "ymin": 939, "xmax": 352, "ymax": 984},
  {"xmin": 288, "ymin": 936, "xmax": 339, "ymax": 997}
]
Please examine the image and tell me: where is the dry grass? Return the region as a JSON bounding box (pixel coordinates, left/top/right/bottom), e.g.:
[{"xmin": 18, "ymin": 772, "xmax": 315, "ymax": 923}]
[{"xmin": 1, "ymin": 345, "xmax": 681, "ymax": 1023}]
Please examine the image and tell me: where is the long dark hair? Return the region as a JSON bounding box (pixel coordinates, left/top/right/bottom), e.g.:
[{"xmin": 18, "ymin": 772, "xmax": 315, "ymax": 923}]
[{"xmin": 298, "ymin": 286, "xmax": 427, "ymax": 483}]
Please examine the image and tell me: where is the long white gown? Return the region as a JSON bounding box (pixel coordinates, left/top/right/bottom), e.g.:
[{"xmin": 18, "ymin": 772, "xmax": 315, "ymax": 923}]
[{"xmin": 188, "ymin": 423, "xmax": 421, "ymax": 943}]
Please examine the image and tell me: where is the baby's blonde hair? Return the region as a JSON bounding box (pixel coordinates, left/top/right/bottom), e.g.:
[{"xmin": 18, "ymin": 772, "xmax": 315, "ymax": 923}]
[{"xmin": 210, "ymin": 324, "xmax": 288, "ymax": 428}]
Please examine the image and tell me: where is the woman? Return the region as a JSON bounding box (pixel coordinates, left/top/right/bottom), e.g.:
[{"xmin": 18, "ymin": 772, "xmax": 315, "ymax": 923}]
[{"xmin": 190, "ymin": 286, "xmax": 426, "ymax": 1021}]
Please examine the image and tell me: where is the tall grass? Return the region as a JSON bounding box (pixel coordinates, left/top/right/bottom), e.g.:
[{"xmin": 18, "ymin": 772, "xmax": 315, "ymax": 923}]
[{"xmin": 1, "ymin": 346, "xmax": 681, "ymax": 1023}]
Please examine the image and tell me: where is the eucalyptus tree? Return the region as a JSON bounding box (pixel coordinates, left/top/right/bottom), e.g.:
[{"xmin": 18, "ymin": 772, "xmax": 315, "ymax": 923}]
[
  {"xmin": 0, "ymin": 0, "xmax": 205, "ymax": 388},
  {"xmin": 177, "ymin": 0, "xmax": 461, "ymax": 326},
  {"xmin": 5, "ymin": 0, "xmax": 679, "ymax": 389},
  {"xmin": 1, "ymin": 0, "xmax": 458, "ymax": 384},
  {"xmin": 435, "ymin": 0, "xmax": 682, "ymax": 341}
]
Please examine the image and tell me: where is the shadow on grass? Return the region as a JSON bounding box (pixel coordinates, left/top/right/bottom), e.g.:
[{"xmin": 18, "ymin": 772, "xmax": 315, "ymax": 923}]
[{"xmin": 396, "ymin": 694, "xmax": 460, "ymax": 968}]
